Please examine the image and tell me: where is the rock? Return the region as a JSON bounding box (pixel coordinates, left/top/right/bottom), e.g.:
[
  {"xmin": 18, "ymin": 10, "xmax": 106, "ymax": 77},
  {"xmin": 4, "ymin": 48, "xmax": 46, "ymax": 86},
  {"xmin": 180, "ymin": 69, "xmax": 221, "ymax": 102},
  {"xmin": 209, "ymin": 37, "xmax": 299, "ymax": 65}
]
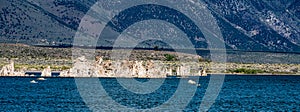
[
  {"xmin": 30, "ymin": 80, "xmax": 38, "ymax": 84},
  {"xmin": 0, "ymin": 60, "xmax": 14, "ymax": 76},
  {"xmin": 149, "ymin": 61, "xmax": 167, "ymax": 78},
  {"xmin": 14, "ymin": 71, "xmax": 25, "ymax": 77},
  {"xmin": 176, "ymin": 66, "xmax": 181, "ymax": 76},
  {"xmin": 175, "ymin": 65, "xmax": 191, "ymax": 77},
  {"xmin": 60, "ymin": 56, "xmax": 102, "ymax": 77},
  {"xmin": 166, "ymin": 68, "xmax": 173, "ymax": 76},
  {"xmin": 71, "ymin": 56, "xmax": 91, "ymax": 77},
  {"xmin": 0, "ymin": 60, "xmax": 25, "ymax": 76},
  {"xmin": 200, "ymin": 69, "xmax": 207, "ymax": 76},
  {"xmin": 37, "ymin": 77, "xmax": 46, "ymax": 81},
  {"xmin": 59, "ymin": 70, "xmax": 71, "ymax": 77},
  {"xmin": 188, "ymin": 80, "xmax": 197, "ymax": 85},
  {"xmin": 135, "ymin": 61, "xmax": 147, "ymax": 78},
  {"xmin": 59, "ymin": 56, "xmax": 202, "ymax": 78},
  {"xmin": 41, "ymin": 66, "xmax": 52, "ymax": 77}
]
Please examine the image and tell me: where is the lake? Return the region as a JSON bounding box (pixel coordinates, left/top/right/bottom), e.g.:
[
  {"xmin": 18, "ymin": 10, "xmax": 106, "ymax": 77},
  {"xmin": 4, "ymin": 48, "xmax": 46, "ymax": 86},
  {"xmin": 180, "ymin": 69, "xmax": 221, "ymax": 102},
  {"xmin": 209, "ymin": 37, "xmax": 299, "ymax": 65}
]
[{"xmin": 0, "ymin": 75, "xmax": 299, "ymax": 111}]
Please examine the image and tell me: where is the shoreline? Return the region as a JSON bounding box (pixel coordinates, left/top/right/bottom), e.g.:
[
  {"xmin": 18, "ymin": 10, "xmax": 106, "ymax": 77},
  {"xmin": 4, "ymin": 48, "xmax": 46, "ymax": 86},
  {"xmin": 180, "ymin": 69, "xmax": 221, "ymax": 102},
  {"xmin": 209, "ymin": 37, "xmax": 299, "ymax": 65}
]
[
  {"xmin": 1, "ymin": 72, "xmax": 299, "ymax": 78},
  {"xmin": 25, "ymin": 71, "xmax": 300, "ymax": 76},
  {"xmin": 1, "ymin": 44, "xmax": 300, "ymax": 77}
]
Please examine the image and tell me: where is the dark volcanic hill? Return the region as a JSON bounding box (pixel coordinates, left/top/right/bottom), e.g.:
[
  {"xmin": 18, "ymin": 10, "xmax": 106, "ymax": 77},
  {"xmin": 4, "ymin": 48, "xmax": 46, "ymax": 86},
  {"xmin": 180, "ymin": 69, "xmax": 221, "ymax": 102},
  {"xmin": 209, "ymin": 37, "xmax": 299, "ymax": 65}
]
[{"xmin": 0, "ymin": 0, "xmax": 299, "ymax": 52}]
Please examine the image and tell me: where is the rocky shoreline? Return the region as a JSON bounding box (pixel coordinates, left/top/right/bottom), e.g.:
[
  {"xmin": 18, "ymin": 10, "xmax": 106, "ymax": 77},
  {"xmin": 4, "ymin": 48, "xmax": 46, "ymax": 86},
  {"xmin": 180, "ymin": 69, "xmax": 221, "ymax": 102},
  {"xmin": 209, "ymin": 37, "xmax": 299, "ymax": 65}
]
[
  {"xmin": 1, "ymin": 56, "xmax": 299, "ymax": 78},
  {"xmin": 58, "ymin": 56, "xmax": 207, "ymax": 78},
  {"xmin": 1, "ymin": 44, "xmax": 300, "ymax": 77},
  {"xmin": 0, "ymin": 56, "xmax": 208, "ymax": 78}
]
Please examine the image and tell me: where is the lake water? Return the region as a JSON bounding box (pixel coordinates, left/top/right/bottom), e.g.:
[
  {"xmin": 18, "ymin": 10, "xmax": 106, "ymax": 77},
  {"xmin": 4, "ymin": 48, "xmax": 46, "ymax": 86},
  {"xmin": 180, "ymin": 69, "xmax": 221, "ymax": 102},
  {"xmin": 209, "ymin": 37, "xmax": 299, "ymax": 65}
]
[{"xmin": 0, "ymin": 75, "xmax": 299, "ymax": 111}]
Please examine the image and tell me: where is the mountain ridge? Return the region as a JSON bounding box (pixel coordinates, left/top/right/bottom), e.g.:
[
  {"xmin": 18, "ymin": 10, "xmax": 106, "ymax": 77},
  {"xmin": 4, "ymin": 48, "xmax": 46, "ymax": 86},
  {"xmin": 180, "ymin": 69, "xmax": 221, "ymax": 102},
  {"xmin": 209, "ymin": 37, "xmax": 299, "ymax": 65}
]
[{"xmin": 1, "ymin": 0, "xmax": 299, "ymax": 52}]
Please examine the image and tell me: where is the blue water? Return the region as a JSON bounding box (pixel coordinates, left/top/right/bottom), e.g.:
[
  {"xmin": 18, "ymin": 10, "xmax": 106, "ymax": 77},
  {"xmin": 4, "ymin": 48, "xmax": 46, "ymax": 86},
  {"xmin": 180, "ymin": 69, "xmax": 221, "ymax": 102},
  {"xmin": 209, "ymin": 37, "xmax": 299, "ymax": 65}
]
[{"xmin": 0, "ymin": 75, "xmax": 299, "ymax": 111}]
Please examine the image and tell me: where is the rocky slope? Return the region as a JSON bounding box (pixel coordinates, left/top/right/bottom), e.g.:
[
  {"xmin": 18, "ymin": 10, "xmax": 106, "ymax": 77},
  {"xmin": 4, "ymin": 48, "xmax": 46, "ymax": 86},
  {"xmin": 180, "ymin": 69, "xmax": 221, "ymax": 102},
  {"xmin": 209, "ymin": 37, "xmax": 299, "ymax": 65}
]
[{"xmin": 1, "ymin": 0, "xmax": 299, "ymax": 52}]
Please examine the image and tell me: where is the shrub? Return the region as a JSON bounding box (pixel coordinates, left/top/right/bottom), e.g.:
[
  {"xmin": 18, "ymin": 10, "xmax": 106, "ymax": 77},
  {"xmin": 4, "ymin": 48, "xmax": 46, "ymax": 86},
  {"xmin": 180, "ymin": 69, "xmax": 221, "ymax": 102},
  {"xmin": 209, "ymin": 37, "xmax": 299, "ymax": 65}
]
[
  {"xmin": 230, "ymin": 68, "xmax": 265, "ymax": 74},
  {"xmin": 164, "ymin": 54, "xmax": 176, "ymax": 61}
]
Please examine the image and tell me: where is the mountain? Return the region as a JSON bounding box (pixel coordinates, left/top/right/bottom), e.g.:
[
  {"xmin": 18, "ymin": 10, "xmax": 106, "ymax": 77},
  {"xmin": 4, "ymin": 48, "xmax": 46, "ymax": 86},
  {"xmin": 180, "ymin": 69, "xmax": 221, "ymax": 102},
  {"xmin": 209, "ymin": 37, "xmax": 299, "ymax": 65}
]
[
  {"xmin": 203, "ymin": 0, "xmax": 300, "ymax": 52},
  {"xmin": 0, "ymin": 0, "xmax": 299, "ymax": 52}
]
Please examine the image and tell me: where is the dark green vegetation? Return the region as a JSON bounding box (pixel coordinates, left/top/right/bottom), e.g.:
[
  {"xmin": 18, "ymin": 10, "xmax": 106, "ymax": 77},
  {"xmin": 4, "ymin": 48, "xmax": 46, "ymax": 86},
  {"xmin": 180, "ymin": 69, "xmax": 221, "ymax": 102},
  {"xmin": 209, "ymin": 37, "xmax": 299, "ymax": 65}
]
[
  {"xmin": 164, "ymin": 54, "xmax": 176, "ymax": 61},
  {"xmin": 227, "ymin": 67, "xmax": 298, "ymax": 75},
  {"xmin": 229, "ymin": 68, "xmax": 265, "ymax": 74}
]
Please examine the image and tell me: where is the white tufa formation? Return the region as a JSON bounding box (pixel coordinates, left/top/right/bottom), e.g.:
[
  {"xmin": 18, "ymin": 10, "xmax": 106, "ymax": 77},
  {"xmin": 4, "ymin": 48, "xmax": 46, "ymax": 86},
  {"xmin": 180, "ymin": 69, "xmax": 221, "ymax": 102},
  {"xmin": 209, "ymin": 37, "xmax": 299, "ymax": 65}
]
[
  {"xmin": 41, "ymin": 66, "xmax": 52, "ymax": 77},
  {"xmin": 0, "ymin": 60, "xmax": 25, "ymax": 76},
  {"xmin": 59, "ymin": 56, "xmax": 207, "ymax": 78}
]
